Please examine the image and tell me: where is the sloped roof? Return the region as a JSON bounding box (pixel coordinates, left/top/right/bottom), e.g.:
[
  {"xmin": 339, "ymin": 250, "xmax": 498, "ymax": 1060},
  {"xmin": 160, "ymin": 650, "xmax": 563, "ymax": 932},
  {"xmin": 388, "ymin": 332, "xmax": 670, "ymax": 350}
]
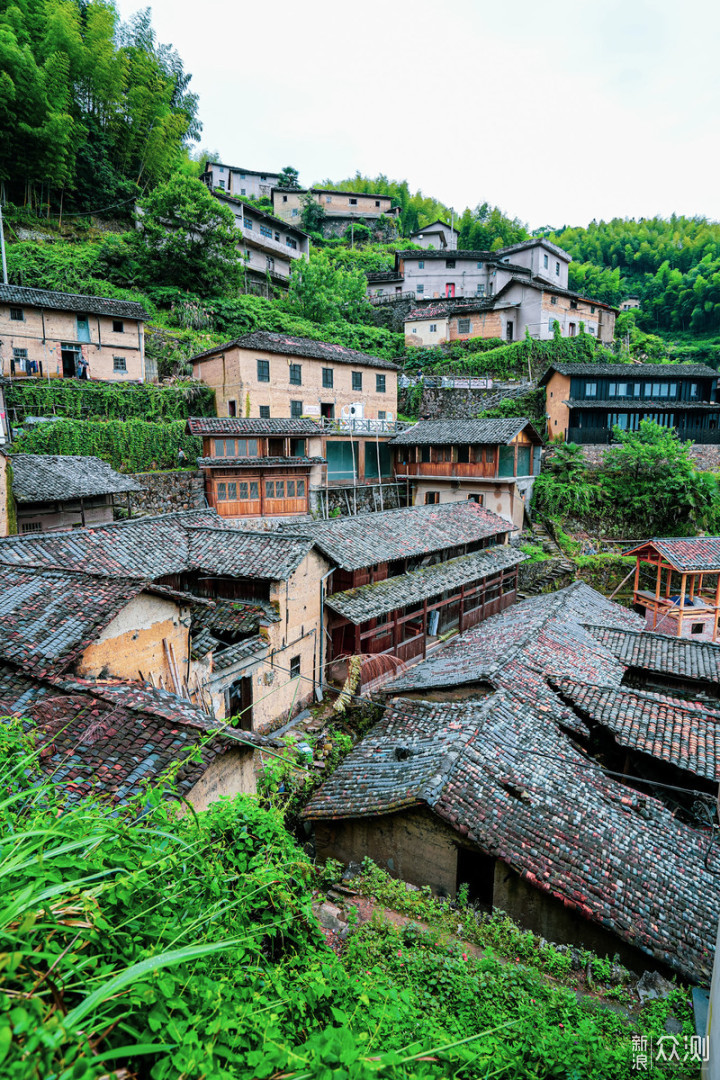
[
  {"xmin": 197, "ymin": 456, "xmax": 324, "ymax": 469},
  {"xmin": 538, "ymin": 362, "xmax": 718, "ymax": 385},
  {"xmin": 9, "ymin": 455, "xmax": 144, "ymax": 503},
  {"xmin": 0, "ymin": 284, "xmax": 149, "ymax": 321},
  {"xmin": 326, "ymin": 546, "xmax": 525, "ymax": 624},
  {"xmin": 304, "ymin": 687, "xmax": 720, "ymax": 983},
  {"xmin": 187, "ymin": 417, "xmax": 320, "ymax": 436},
  {"xmin": 0, "ymin": 662, "xmax": 279, "ymax": 805},
  {"xmin": 389, "ymin": 419, "xmax": 541, "ymax": 446},
  {"xmin": 554, "ymin": 678, "xmax": 720, "ymax": 781},
  {"xmin": 0, "ymin": 568, "xmax": 149, "ymax": 676},
  {"xmin": 410, "ymin": 220, "xmax": 459, "ymax": 235},
  {"xmin": 0, "ymin": 509, "xmax": 230, "ymax": 578},
  {"xmin": 282, "ymin": 502, "xmax": 512, "ymax": 571},
  {"xmin": 566, "ymin": 398, "xmax": 717, "ymax": 410},
  {"xmin": 186, "ymin": 527, "xmax": 317, "ymax": 580},
  {"xmin": 190, "ymin": 331, "xmax": 399, "ymax": 370},
  {"xmin": 587, "ymin": 625, "xmax": 720, "ymax": 684},
  {"xmin": 623, "ymin": 537, "xmax": 720, "ymax": 573},
  {"xmin": 213, "ymin": 191, "xmax": 310, "ymax": 236}
]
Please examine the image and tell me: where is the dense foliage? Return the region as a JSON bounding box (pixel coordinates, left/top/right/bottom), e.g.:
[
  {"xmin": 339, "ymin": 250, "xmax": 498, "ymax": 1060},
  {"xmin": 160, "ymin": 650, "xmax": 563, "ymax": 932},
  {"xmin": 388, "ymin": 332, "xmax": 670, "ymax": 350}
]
[
  {"xmin": 5, "ymin": 378, "xmax": 215, "ymax": 421},
  {"xmin": 286, "ymin": 249, "xmax": 372, "ymax": 324},
  {"xmin": 0, "ymin": 2, "xmax": 200, "ymax": 214},
  {"xmin": 10, "ymin": 417, "xmax": 201, "ymax": 472},
  {"xmin": 404, "ymin": 331, "xmax": 609, "ymax": 381},
  {"xmin": 0, "ymin": 728, "xmax": 698, "ymax": 1080},
  {"xmin": 534, "ymin": 423, "xmax": 720, "ymax": 535}
]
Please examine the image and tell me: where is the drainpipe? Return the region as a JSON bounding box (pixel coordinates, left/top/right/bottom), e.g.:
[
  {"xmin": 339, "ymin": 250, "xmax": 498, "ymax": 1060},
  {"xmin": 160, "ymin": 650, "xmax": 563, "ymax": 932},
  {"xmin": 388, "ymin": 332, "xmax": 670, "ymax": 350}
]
[{"xmin": 318, "ymin": 567, "xmax": 334, "ymax": 700}]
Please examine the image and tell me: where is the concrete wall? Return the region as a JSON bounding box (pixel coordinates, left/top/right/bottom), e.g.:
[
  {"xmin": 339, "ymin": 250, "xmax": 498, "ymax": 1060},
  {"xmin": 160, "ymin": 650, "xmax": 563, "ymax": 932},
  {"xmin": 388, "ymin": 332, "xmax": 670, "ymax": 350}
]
[
  {"xmin": 405, "ymin": 317, "xmax": 449, "ymax": 347},
  {"xmin": 401, "ymin": 255, "xmax": 494, "ymax": 300},
  {"xmin": 411, "ymin": 224, "xmax": 457, "ymax": 249},
  {"xmin": 193, "ymin": 345, "xmax": 398, "ymax": 421},
  {"xmin": 185, "ymin": 746, "xmax": 261, "ymax": 810},
  {"xmin": 76, "ymin": 592, "xmax": 190, "ymax": 688},
  {"xmin": 207, "ymin": 164, "xmax": 280, "ymax": 199},
  {"xmin": 505, "ymin": 246, "xmax": 570, "ymax": 290},
  {"xmin": 127, "ymin": 470, "xmax": 206, "ymax": 518},
  {"xmin": 0, "ymin": 304, "xmax": 144, "ymax": 381}
]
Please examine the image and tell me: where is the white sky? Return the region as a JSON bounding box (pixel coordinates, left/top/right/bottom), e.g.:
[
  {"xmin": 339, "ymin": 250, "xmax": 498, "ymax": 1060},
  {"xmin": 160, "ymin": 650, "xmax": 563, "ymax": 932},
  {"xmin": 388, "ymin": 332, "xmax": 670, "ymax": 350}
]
[{"xmin": 115, "ymin": 0, "xmax": 720, "ymax": 231}]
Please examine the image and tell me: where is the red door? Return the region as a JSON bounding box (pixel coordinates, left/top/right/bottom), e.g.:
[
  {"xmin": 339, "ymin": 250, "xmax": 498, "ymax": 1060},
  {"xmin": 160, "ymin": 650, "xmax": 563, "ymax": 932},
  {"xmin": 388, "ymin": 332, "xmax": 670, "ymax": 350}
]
[{"xmin": 446, "ymin": 283, "xmax": 455, "ymax": 298}]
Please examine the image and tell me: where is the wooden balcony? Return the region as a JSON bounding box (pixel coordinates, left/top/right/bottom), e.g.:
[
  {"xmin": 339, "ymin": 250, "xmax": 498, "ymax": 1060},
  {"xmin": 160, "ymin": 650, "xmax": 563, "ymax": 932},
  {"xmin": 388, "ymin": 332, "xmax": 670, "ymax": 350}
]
[{"xmin": 394, "ymin": 461, "xmax": 498, "ymax": 479}]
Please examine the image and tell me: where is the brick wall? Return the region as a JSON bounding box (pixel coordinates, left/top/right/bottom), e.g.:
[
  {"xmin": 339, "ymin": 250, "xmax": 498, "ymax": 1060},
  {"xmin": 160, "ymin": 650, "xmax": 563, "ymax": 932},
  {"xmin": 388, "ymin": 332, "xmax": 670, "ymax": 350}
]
[{"xmin": 126, "ymin": 470, "xmax": 206, "ymax": 518}]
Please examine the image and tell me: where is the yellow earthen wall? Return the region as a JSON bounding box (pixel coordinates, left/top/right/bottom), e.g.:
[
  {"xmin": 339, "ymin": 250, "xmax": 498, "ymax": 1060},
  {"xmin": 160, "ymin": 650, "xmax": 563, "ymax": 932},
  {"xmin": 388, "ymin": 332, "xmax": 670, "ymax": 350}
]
[
  {"xmin": 193, "ymin": 346, "xmax": 398, "ymax": 420},
  {"xmin": 448, "ymin": 311, "xmax": 504, "ymax": 341},
  {"xmin": 185, "ymin": 747, "xmax": 260, "ymax": 811},
  {"xmin": 544, "ymin": 372, "xmax": 572, "ymax": 439},
  {"xmin": 0, "ymin": 305, "xmax": 144, "ymax": 380},
  {"xmin": 0, "ymin": 452, "xmax": 11, "ymax": 537},
  {"xmin": 410, "ymin": 480, "xmax": 517, "ymax": 528}
]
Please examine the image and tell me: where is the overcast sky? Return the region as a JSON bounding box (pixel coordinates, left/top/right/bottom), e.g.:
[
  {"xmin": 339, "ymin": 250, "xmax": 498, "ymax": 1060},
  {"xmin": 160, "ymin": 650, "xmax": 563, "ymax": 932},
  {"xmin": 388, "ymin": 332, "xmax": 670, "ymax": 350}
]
[{"xmin": 115, "ymin": 0, "xmax": 720, "ymax": 231}]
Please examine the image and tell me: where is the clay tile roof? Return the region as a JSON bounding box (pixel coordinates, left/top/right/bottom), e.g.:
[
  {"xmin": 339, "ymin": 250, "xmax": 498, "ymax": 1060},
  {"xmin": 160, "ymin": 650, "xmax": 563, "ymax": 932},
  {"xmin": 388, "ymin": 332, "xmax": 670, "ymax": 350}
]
[
  {"xmin": 187, "ymin": 417, "xmax": 320, "ymax": 436},
  {"xmin": 304, "ymin": 689, "xmax": 720, "ymax": 982},
  {"xmin": 622, "ymin": 537, "xmax": 720, "ymax": 573},
  {"xmin": 326, "ymin": 547, "xmax": 526, "ymax": 624},
  {"xmin": 389, "ymin": 419, "xmax": 541, "ymax": 446},
  {"xmin": 0, "ymin": 661, "xmax": 280, "ymax": 805},
  {"xmin": 281, "ymin": 502, "xmax": 511, "ymax": 571},
  {"xmin": 190, "ymin": 331, "xmax": 400, "ymax": 370},
  {"xmin": 0, "ymin": 509, "xmax": 230, "ymax": 579},
  {"xmin": 587, "ymin": 625, "xmax": 720, "ymax": 684},
  {"xmin": 554, "ymin": 678, "xmax": 720, "ymax": 781},
  {"xmin": 0, "ymin": 283, "xmax": 149, "ymax": 321},
  {"xmin": 186, "ymin": 526, "xmax": 316, "ymax": 580},
  {"xmin": 538, "ymin": 362, "xmax": 718, "ymax": 385},
  {"xmin": 9, "ymin": 455, "xmax": 144, "ymax": 503}
]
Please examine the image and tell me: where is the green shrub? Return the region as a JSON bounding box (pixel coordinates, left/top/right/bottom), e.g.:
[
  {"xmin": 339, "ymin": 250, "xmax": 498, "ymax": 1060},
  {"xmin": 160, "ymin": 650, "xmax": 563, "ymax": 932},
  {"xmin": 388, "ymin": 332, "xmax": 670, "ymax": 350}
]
[
  {"xmin": 5, "ymin": 380, "xmax": 215, "ymax": 423},
  {"xmin": 10, "ymin": 418, "xmax": 201, "ymax": 472}
]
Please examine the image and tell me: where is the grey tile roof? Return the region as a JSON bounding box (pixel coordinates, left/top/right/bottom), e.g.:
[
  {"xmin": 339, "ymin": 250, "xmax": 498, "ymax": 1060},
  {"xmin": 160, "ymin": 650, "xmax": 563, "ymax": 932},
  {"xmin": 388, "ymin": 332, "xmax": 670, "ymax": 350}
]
[
  {"xmin": 623, "ymin": 537, "xmax": 720, "ymax": 572},
  {"xmin": 187, "ymin": 417, "xmax": 320, "ymax": 436},
  {"xmin": 0, "ymin": 567, "xmax": 147, "ymax": 675},
  {"xmin": 554, "ymin": 678, "xmax": 720, "ymax": 781},
  {"xmin": 212, "ymin": 634, "xmax": 268, "ymax": 670},
  {"xmin": 567, "ymin": 398, "xmax": 718, "ymax": 410},
  {"xmin": 282, "ymin": 502, "xmax": 512, "ymax": 571},
  {"xmin": 0, "ymin": 661, "xmax": 280, "ymax": 805},
  {"xmin": 0, "ymin": 509, "xmax": 230, "ymax": 578},
  {"xmin": 587, "ymin": 625, "xmax": 720, "ymax": 683},
  {"xmin": 191, "ymin": 331, "xmax": 400, "ymax": 370},
  {"xmin": 304, "ymin": 690, "xmax": 720, "ymax": 982},
  {"xmin": 389, "ymin": 419, "xmax": 541, "ymax": 446},
  {"xmin": 539, "ymin": 362, "xmax": 718, "ymax": 384},
  {"xmin": 186, "ymin": 527, "xmax": 317, "ymax": 580},
  {"xmin": 9, "ymin": 455, "xmax": 144, "ymax": 503},
  {"xmin": 326, "ymin": 546, "xmax": 525, "ymax": 624},
  {"xmin": 197, "ymin": 456, "xmax": 324, "ymax": 469},
  {"xmin": 0, "ymin": 284, "xmax": 149, "ymax": 321}
]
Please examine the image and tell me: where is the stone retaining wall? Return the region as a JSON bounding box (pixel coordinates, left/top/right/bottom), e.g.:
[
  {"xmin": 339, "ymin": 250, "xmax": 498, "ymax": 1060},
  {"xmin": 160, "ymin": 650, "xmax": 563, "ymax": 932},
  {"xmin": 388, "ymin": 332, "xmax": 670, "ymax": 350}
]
[
  {"xmin": 566, "ymin": 443, "xmax": 720, "ymax": 471},
  {"xmin": 125, "ymin": 469, "xmax": 206, "ymax": 518}
]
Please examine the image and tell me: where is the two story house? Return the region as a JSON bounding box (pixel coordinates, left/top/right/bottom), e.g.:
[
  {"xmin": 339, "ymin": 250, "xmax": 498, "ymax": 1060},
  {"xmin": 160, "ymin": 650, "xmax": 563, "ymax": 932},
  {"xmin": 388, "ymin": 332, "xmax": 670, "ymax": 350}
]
[
  {"xmin": 201, "ymin": 162, "xmax": 282, "ymax": 199},
  {"xmin": 540, "ymin": 362, "xmax": 720, "ymax": 443},
  {"xmin": 390, "ymin": 419, "xmax": 543, "ymax": 530},
  {"xmin": 408, "ymin": 220, "xmax": 459, "ymax": 250},
  {"xmin": 0, "ymin": 285, "xmax": 148, "ymax": 381},
  {"xmin": 190, "ymin": 331, "xmax": 399, "ymax": 421},
  {"xmin": 213, "ymin": 193, "xmax": 310, "ymax": 288},
  {"xmin": 272, "ymin": 187, "xmax": 400, "ymax": 238}
]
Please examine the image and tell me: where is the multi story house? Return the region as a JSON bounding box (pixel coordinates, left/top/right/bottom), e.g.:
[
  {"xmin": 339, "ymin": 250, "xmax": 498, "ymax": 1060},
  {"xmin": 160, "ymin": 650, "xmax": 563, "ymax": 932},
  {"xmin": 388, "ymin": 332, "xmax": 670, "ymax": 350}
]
[
  {"xmin": 271, "ymin": 187, "xmax": 400, "ymax": 238},
  {"xmin": 213, "ymin": 193, "xmax": 310, "ymax": 288},
  {"xmin": 0, "ymin": 285, "xmax": 148, "ymax": 381},
  {"xmin": 408, "ymin": 220, "xmax": 459, "ymax": 250},
  {"xmin": 190, "ymin": 331, "xmax": 399, "ymax": 422},
  {"xmin": 540, "ymin": 362, "xmax": 720, "ymax": 443},
  {"xmin": 201, "ymin": 162, "xmax": 282, "ymax": 199},
  {"xmin": 390, "ymin": 419, "xmax": 543, "ymax": 530}
]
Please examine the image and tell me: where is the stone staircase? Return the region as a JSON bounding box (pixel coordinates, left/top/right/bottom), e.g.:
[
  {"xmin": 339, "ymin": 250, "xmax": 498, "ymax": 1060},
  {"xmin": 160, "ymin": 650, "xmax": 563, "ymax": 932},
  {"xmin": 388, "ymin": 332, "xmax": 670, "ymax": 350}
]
[{"xmin": 517, "ymin": 522, "xmax": 576, "ymax": 598}]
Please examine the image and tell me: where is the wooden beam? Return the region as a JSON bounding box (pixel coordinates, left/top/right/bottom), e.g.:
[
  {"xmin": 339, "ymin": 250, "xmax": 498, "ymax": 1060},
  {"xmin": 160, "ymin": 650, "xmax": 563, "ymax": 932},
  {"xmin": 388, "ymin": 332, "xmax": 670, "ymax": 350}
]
[
  {"xmin": 713, "ymin": 575, "xmax": 720, "ymax": 644},
  {"xmin": 652, "ymin": 556, "xmax": 662, "ymax": 629},
  {"xmin": 676, "ymin": 573, "xmax": 687, "ymax": 638}
]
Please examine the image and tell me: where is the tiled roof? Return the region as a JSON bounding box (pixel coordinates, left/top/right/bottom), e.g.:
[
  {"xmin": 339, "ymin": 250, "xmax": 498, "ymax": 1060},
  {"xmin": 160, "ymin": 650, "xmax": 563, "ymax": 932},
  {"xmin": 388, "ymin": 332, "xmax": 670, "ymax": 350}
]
[
  {"xmin": 190, "ymin": 331, "xmax": 400, "ymax": 370},
  {"xmin": 282, "ymin": 502, "xmax": 511, "ymax": 571},
  {"xmin": 305, "ymin": 691, "xmax": 720, "ymax": 982},
  {"xmin": 0, "ymin": 662, "xmax": 279, "ymax": 805},
  {"xmin": 9, "ymin": 455, "xmax": 144, "ymax": 503},
  {"xmin": 539, "ymin": 362, "xmax": 718, "ymax": 384},
  {"xmin": 187, "ymin": 417, "xmax": 321, "ymax": 436},
  {"xmin": 410, "ymin": 220, "xmax": 459, "ymax": 236},
  {"xmin": 186, "ymin": 527, "xmax": 316, "ymax": 580},
  {"xmin": 395, "ymin": 249, "xmax": 495, "ymax": 261},
  {"xmin": 213, "ymin": 192, "xmax": 310, "ymax": 237},
  {"xmin": 195, "ymin": 457, "xmax": 321, "ymax": 470},
  {"xmin": 587, "ymin": 626, "xmax": 720, "ymax": 683},
  {"xmin": 496, "ymin": 238, "xmax": 571, "ymax": 259},
  {"xmin": 622, "ymin": 537, "xmax": 720, "ymax": 573},
  {"xmin": 326, "ymin": 547, "xmax": 525, "ymax": 624},
  {"xmin": 191, "ymin": 597, "xmax": 278, "ymax": 634},
  {"xmin": 0, "ymin": 283, "xmax": 149, "ymax": 321},
  {"xmin": 0, "ymin": 509, "xmax": 229, "ymax": 578},
  {"xmin": 566, "ymin": 398, "xmax": 718, "ymax": 410},
  {"xmin": 389, "ymin": 419, "xmax": 541, "ymax": 446},
  {"xmin": 555, "ymin": 678, "xmax": 720, "ymax": 781},
  {"xmin": 212, "ymin": 634, "xmax": 268, "ymax": 671},
  {"xmin": 406, "ymin": 300, "xmax": 497, "ymax": 321},
  {"xmin": 386, "ymin": 582, "xmax": 643, "ymax": 694},
  {"xmin": 0, "ymin": 568, "xmax": 147, "ymax": 676}
]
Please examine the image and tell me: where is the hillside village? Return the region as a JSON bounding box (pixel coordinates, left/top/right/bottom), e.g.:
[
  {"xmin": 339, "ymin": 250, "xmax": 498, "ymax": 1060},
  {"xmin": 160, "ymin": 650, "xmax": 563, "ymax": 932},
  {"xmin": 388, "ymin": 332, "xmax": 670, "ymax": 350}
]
[{"xmin": 2, "ymin": 5, "xmax": 720, "ymax": 1078}]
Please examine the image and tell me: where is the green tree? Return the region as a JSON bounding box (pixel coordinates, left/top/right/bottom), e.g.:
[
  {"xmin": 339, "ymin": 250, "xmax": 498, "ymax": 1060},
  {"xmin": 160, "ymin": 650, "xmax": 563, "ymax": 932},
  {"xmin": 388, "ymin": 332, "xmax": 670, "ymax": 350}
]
[
  {"xmin": 277, "ymin": 164, "xmax": 300, "ymax": 189},
  {"xmin": 300, "ymin": 191, "xmax": 326, "ymax": 232},
  {"xmin": 286, "ymin": 249, "xmax": 371, "ymax": 324},
  {"xmin": 136, "ymin": 175, "xmax": 241, "ymax": 296}
]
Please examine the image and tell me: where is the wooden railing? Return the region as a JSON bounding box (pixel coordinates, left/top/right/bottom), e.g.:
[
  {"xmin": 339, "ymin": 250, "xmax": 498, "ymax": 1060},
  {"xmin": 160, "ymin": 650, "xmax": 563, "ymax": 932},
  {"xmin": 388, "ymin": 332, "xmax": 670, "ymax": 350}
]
[
  {"xmin": 369, "ymin": 291, "xmax": 416, "ymax": 306},
  {"xmin": 394, "ymin": 462, "xmax": 498, "ymax": 479}
]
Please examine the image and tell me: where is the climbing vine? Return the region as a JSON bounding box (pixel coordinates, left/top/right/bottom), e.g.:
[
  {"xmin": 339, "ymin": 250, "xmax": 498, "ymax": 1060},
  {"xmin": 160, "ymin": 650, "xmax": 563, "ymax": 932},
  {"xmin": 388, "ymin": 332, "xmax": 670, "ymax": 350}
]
[
  {"xmin": 5, "ymin": 380, "xmax": 216, "ymax": 424},
  {"xmin": 10, "ymin": 419, "xmax": 201, "ymax": 473}
]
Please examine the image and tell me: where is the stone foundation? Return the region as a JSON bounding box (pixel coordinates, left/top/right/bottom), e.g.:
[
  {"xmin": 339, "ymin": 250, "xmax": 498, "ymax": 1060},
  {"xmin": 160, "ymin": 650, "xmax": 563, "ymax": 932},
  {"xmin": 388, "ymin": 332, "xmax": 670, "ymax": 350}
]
[
  {"xmin": 568, "ymin": 443, "xmax": 720, "ymax": 471},
  {"xmin": 124, "ymin": 469, "xmax": 206, "ymax": 518}
]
